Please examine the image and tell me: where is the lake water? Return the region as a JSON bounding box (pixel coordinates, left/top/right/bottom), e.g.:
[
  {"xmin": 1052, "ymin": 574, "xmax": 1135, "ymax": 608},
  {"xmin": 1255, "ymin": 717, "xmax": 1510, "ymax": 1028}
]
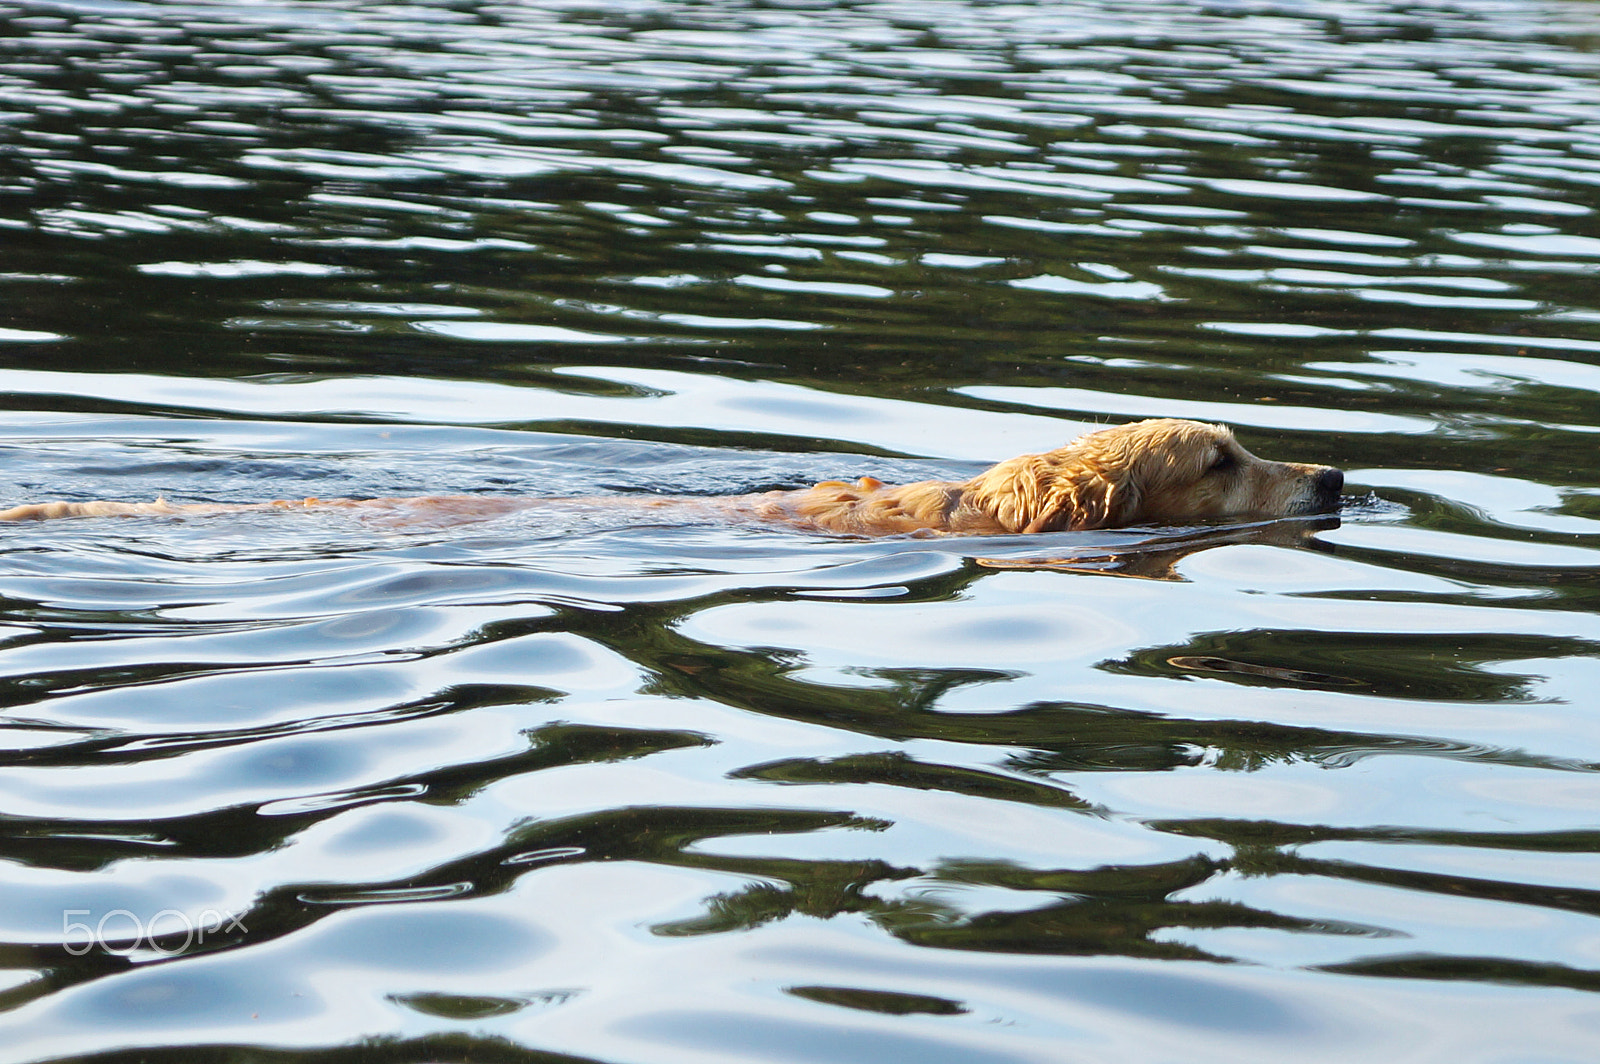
[{"xmin": 3, "ymin": 0, "xmax": 1600, "ymax": 1061}]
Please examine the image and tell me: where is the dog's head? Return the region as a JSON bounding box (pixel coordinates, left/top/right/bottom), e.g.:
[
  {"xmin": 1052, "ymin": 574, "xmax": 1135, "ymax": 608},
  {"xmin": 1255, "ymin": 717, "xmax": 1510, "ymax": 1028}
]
[{"xmin": 967, "ymin": 418, "xmax": 1343, "ymax": 533}]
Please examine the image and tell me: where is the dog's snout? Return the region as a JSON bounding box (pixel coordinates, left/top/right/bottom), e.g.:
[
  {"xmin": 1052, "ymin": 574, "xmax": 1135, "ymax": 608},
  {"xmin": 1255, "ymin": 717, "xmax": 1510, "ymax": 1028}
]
[{"xmin": 1316, "ymin": 466, "xmax": 1344, "ymax": 497}]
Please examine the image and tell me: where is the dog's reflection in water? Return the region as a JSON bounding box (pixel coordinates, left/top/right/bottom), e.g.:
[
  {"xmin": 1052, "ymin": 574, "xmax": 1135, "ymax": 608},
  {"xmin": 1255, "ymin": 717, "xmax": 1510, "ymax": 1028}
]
[{"xmin": 973, "ymin": 514, "xmax": 1342, "ymax": 581}]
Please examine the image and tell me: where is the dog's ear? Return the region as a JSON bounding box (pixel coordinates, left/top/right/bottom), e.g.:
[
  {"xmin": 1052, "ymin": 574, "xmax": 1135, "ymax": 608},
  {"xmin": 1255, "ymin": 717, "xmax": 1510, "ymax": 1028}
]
[{"xmin": 968, "ymin": 456, "xmax": 1138, "ymax": 533}]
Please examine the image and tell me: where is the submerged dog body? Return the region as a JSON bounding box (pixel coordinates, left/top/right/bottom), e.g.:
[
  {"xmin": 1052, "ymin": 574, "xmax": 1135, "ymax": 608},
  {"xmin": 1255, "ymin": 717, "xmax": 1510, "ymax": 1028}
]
[{"xmin": 0, "ymin": 419, "xmax": 1343, "ymax": 534}]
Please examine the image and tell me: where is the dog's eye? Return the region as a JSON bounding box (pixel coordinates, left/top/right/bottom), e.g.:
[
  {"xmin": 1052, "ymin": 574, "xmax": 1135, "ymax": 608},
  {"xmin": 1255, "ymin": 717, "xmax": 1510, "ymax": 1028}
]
[{"xmin": 1209, "ymin": 451, "xmax": 1236, "ymax": 474}]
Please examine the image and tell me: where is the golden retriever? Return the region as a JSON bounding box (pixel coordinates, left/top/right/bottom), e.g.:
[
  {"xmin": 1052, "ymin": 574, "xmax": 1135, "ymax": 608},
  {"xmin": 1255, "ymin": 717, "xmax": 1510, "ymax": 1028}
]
[{"xmin": 0, "ymin": 419, "xmax": 1341, "ymax": 535}]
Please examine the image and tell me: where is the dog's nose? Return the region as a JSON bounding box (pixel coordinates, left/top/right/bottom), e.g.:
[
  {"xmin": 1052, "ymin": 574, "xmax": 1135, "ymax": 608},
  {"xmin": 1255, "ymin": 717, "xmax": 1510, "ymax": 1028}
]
[{"xmin": 1317, "ymin": 467, "xmax": 1344, "ymax": 497}]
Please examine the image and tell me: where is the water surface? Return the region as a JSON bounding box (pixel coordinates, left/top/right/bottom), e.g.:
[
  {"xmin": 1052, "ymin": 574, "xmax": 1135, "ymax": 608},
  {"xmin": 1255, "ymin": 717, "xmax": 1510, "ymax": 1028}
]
[{"xmin": 3, "ymin": 1, "xmax": 1600, "ymax": 1061}]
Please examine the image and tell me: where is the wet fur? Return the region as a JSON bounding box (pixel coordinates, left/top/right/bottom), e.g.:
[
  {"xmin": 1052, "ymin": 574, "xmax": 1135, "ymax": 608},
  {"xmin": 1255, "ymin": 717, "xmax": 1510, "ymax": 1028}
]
[{"xmin": 0, "ymin": 419, "xmax": 1342, "ymax": 535}]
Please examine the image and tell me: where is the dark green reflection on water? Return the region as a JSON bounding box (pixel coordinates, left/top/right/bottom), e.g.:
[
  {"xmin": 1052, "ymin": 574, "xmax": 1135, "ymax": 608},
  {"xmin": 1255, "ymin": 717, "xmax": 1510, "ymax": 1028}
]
[
  {"xmin": 569, "ymin": 590, "xmax": 1584, "ymax": 776},
  {"xmin": 4, "ymin": 0, "xmax": 1599, "ymax": 403},
  {"xmin": 656, "ymin": 848, "xmax": 1378, "ymax": 962},
  {"xmin": 27, "ymin": 1036, "xmax": 604, "ymax": 1064},
  {"xmin": 1111, "ymin": 630, "xmax": 1600, "ymax": 704}
]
